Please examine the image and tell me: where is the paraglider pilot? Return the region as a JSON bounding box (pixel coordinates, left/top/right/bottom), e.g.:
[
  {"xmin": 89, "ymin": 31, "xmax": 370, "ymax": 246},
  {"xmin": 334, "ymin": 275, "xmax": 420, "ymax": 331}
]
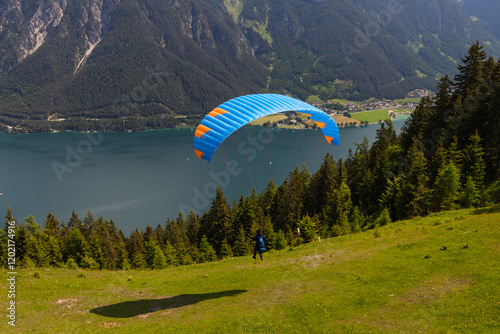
[{"xmin": 253, "ymin": 229, "xmax": 266, "ymax": 260}]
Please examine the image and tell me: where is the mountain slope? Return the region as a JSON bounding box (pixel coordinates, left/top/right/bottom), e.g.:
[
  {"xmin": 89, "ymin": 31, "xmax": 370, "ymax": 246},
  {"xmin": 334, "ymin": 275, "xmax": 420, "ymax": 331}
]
[
  {"xmin": 0, "ymin": 0, "xmax": 269, "ymax": 132},
  {"xmin": 235, "ymin": 0, "xmax": 500, "ymax": 100},
  {"xmin": 457, "ymin": 0, "xmax": 500, "ymax": 39},
  {"xmin": 0, "ymin": 0, "xmax": 499, "ymax": 132},
  {"xmin": 6, "ymin": 206, "xmax": 500, "ymax": 332}
]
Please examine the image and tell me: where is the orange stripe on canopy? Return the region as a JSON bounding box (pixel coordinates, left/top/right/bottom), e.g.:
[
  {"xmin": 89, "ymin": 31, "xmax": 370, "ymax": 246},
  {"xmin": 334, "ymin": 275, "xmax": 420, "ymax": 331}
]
[
  {"xmin": 208, "ymin": 108, "xmax": 229, "ymax": 117},
  {"xmin": 324, "ymin": 135, "xmax": 334, "ymax": 144},
  {"xmin": 194, "ymin": 149, "xmax": 204, "ymax": 160},
  {"xmin": 195, "ymin": 124, "xmax": 212, "ymax": 138},
  {"xmin": 299, "ymin": 112, "xmax": 312, "ymax": 117},
  {"xmin": 314, "ymin": 120, "xmax": 326, "ymax": 128}
]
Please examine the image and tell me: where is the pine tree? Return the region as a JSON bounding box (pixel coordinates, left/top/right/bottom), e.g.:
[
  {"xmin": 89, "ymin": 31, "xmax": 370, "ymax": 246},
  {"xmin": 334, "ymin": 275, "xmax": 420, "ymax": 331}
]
[
  {"xmin": 119, "ymin": 249, "xmax": 131, "ymax": 270},
  {"xmin": 399, "ymin": 97, "xmax": 434, "ymax": 153},
  {"xmin": 233, "ymin": 227, "xmax": 250, "ymax": 256},
  {"xmin": 44, "ymin": 213, "xmax": 60, "ymax": 238},
  {"xmin": 46, "ymin": 236, "xmax": 63, "ymax": 267},
  {"xmin": 427, "ymin": 144, "xmax": 448, "ymax": 187},
  {"xmin": 258, "ymin": 179, "xmax": 277, "ymax": 215},
  {"xmin": 368, "ymin": 121, "xmax": 398, "ymax": 209},
  {"xmin": 454, "ymin": 41, "xmax": 487, "ymax": 99},
  {"xmin": 186, "ymin": 210, "xmax": 200, "ymax": 247},
  {"xmin": 80, "ymin": 255, "xmax": 99, "ymax": 270},
  {"xmin": 165, "ymin": 214, "xmax": 191, "ymax": 264},
  {"xmin": 346, "ymin": 136, "xmax": 372, "ymax": 214},
  {"xmin": 461, "ymin": 175, "xmax": 479, "ymax": 208},
  {"xmin": 434, "ymin": 75, "xmax": 454, "ymax": 115},
  {"xmin": 67, "ymin": 211, "xmax": 81, "ymax": 230},
  {"xmin": 198, "ymin": 235, "xmax": 216, "ymax": 263},
  {"xmin": 64, "ymin": 229, "xmax": 90, "ymax": 266},
  {"xmin": 447, "ymin": 137, "xmax": 463, "ymax": 167},
  {"xmin": 432, "ymin": 162, "xmax": 461, "ymax": 211},
  {"xmin": 297, "ymin": 215, "xmax": 318, "ymax": 243},
  {"xmin": 145, "ymin": 240, "xmax": 167, "ymax": 269},
  {"xmin": 373, "ymin": 207, "xmax": 392, "ymax": 228},
  {"xmin": 16, "ymin": 224, "xmax": 28, "ymax": 265},
  {"xmin": 394, "ymin": 140, "xmax": 430, "ymax": 219},
  {"xmin": 461, "ymin": 132, "xmax": 487, "ymax": 205},
  {"xmin": 24, "ymin": 234, "xmax": 49, "ymax": 268},
  {"xmin": 23, "ymin": 216, "xmax": 49, "ymax": 267},
  {"xmin": 90, "ymin": 235, "xmax": 106, "ymax": 269},
  {"xmin": 102, "ymin": 219, "xmax": 123, "ymax": 270},
  {"xmin": 273, "ymin": 230, "xmax": 288, "ymax": 250},
  {"xmin": 324, "ymin": 180, "xmax": 352, "ymax": 236},
  {"xmin": 273, "ymin": 166, "xmax": 308, "ymax": 234},
  {"xmin": 143, "ymin": 225, "xmax": 156, "ymax": 243},
  {"xmin": 126, "ymin": 228, "xmax": 145, "ymax": 262},
  {"xmin": 131, "ymin": 252, "xmax": 147, "ymax": 269},
  {"xmin": 220, "ymin": 239, "xmax": 233, "ymax": 259},
  {"xmin": 307, "ymin": 153, "xmax": 336, "ymax": 216},
  {"xmin": 201, "ymin": 187, "xmax": 232, "ymax": 256},
  {"xmin": 163, "ymin": 241, "xmax": 180, "ymax": 266},
  {"xmin": 81, "ymin": 211, "xmax": 95, "ymax": 240},
  {"xmin": 154, "ymin": 224, "xmax": 166, "ymax": 249},
  {"xmin": 349, "ymin": 207, "xmax": 364, "ymax": 233},
  {"xmin": 483, "ymin": 57, "xmax": 500, "ymax": 180},
  {"xmin": 152, "ymin": 248, "xmax": 167, "ymax": 269}
]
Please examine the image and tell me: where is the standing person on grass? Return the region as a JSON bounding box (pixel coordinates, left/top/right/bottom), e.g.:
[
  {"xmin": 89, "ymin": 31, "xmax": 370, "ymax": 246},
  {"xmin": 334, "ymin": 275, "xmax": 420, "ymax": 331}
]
[{"xmin": 253, "ymin": 229, "xmax": 266, "ymax": 260}]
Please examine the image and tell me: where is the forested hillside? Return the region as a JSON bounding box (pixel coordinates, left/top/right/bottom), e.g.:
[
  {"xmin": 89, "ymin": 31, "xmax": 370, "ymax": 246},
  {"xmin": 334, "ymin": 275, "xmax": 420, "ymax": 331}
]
[
  {"xmin": 0, "ymin": 0, "xmax": 499, "ymax": 133},
  {"xmin": 1, "ymin": 43, "xmax": 499, "ymax": 270},
  {"xmin": 458, "ymin": 0, "xmax": 500, "ymax": 39},
  {"xmin": 0, "ymin": 0, "xmax": 268, "ymax": 133},
  {"xmin": 236, "ymin": 0, "xmax": 500, "ymax": 100}
]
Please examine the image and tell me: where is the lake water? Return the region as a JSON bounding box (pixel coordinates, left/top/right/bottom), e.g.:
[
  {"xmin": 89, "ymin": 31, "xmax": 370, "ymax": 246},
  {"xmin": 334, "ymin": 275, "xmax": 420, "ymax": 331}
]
[{"xmin": 0, "ymin": 117, "xmax": 408, "ymax": 234}]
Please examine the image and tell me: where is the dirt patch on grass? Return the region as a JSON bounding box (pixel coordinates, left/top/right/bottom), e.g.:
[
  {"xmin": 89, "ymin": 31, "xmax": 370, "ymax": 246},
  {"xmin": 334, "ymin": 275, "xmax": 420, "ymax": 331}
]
[
  {"xmin": 55, "ymin": 299, "xmax": 78, "ymax": 309},
  {"xmin": 341, "ymin": 276, "xmax": 474, "ymax": 333},
  {"xmin": 338, "ymin": 275, "xmax": 475, "ymax": 333},
  {"xmin": 100, "ymin": 322, "xmax": 122, "ymax": 328},
  {"xmin": 401, "ymin": 275, "xmax": 474, "ymax": 303}
]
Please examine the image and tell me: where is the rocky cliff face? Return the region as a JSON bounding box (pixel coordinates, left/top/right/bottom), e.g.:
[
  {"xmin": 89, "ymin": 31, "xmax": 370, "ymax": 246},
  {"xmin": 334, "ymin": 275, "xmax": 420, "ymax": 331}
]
[
  {"xmin": 0, "ymin": 0, "xmax": 258, "ymax": 73},
  {"xmin": 0, "ymin": 0, "xmax": 498, "ymax": 132},
  {"xmin": 0, "ymin": 0, "xmax": 268, "ymax": 132},
  {"xmin": 0, "ymin": 0, "xmax": 124, "ymax": 72}
]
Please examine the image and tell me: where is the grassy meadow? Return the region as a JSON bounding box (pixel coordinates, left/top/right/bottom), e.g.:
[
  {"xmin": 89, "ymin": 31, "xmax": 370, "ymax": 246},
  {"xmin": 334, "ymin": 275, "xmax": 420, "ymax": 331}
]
[
  {"xmin": 2, "ymin": 205, "xmax": 499, "ymax": 333},
  {"xmin": 393, "ymin": 97, "xmax": 422, "ymax": 104},
  {"xmin": 330, "ymin": 115, "xmax": 360, "ymax": 126},
  {"xmin": 249, "ymin": 114, "xmax": 288, "ymax": 125},
  {"xmin": 350, "ymin": 110, "xmax": 390, "ymax": 123}
]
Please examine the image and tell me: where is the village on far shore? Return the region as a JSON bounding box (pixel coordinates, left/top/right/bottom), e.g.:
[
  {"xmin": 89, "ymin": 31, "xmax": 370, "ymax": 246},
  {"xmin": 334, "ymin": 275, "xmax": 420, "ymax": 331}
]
[{"xmin": 251, "ymin": 88, "xmax": 431, "ymax": 129}]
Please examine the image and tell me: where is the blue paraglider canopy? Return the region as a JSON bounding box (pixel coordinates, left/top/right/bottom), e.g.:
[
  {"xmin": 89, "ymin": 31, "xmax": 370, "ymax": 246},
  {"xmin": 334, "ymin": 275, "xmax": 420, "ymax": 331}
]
[{"xmin": 194, "ymin": 94, "xmax": 340, "ymax": 163}]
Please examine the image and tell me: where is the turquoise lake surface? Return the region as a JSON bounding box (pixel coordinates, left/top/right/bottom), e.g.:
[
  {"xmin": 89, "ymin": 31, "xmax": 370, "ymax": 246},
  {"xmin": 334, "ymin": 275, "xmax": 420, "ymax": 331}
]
[{"xmin": 0, "ymin": 117, "xmax": 408, "ymax": 234}]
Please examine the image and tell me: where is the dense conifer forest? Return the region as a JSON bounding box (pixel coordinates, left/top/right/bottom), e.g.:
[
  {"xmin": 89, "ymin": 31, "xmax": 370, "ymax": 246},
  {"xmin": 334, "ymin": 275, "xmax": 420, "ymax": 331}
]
[
  {"xmin": 1, "ymin": 43, "xmax": 499, "ymax": 270},
  {"xmin": 1, "ymin": 0, "xmax": 499, "ymax": 133}
]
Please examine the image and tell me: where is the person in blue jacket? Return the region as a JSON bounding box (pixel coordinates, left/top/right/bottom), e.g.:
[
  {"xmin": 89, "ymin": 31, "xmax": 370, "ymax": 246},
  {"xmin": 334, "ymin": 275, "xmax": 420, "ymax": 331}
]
[{"xmin": 253, "ymin": 229, "xmax": 266, "ymax": 260}]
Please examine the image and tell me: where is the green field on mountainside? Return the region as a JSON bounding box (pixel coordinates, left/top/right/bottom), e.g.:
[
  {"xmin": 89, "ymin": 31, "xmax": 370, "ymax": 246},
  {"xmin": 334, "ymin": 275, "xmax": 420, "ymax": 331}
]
[
  {"xmin": 350, "ymin": 110, "xmax": 390, "ymax": 123},
  {"xmin": 2, "ymin": 206, "xmax": 499, "ymax": 333}
]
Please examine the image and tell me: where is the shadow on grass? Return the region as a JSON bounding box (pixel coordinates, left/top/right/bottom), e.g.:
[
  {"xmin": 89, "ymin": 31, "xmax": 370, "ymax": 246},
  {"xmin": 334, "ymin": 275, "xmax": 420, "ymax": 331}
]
[
  {"xmin": 473, "ymin": 203, "xmax": 500, "ymax": 215},
  {"xmin": 89, "ymin": 290, "xmax": 247, "ymax": 318}
]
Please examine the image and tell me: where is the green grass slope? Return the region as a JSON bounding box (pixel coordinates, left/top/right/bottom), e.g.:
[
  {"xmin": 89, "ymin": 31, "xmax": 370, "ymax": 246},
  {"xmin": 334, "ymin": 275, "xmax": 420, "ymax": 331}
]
[{"xmin": 2, "ymin": 206, "xmax": 499, "ymax": 333}]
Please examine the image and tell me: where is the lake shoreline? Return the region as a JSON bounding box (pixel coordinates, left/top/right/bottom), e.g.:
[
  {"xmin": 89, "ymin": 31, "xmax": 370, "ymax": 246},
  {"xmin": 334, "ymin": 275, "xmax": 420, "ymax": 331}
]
[
  {"xmin": 1, "ymin": 118, "xmax": 409, "ymax": 234},
  {"xmin": 0, "ymin": 112, "xmax": 412, "ymax": 136}
]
